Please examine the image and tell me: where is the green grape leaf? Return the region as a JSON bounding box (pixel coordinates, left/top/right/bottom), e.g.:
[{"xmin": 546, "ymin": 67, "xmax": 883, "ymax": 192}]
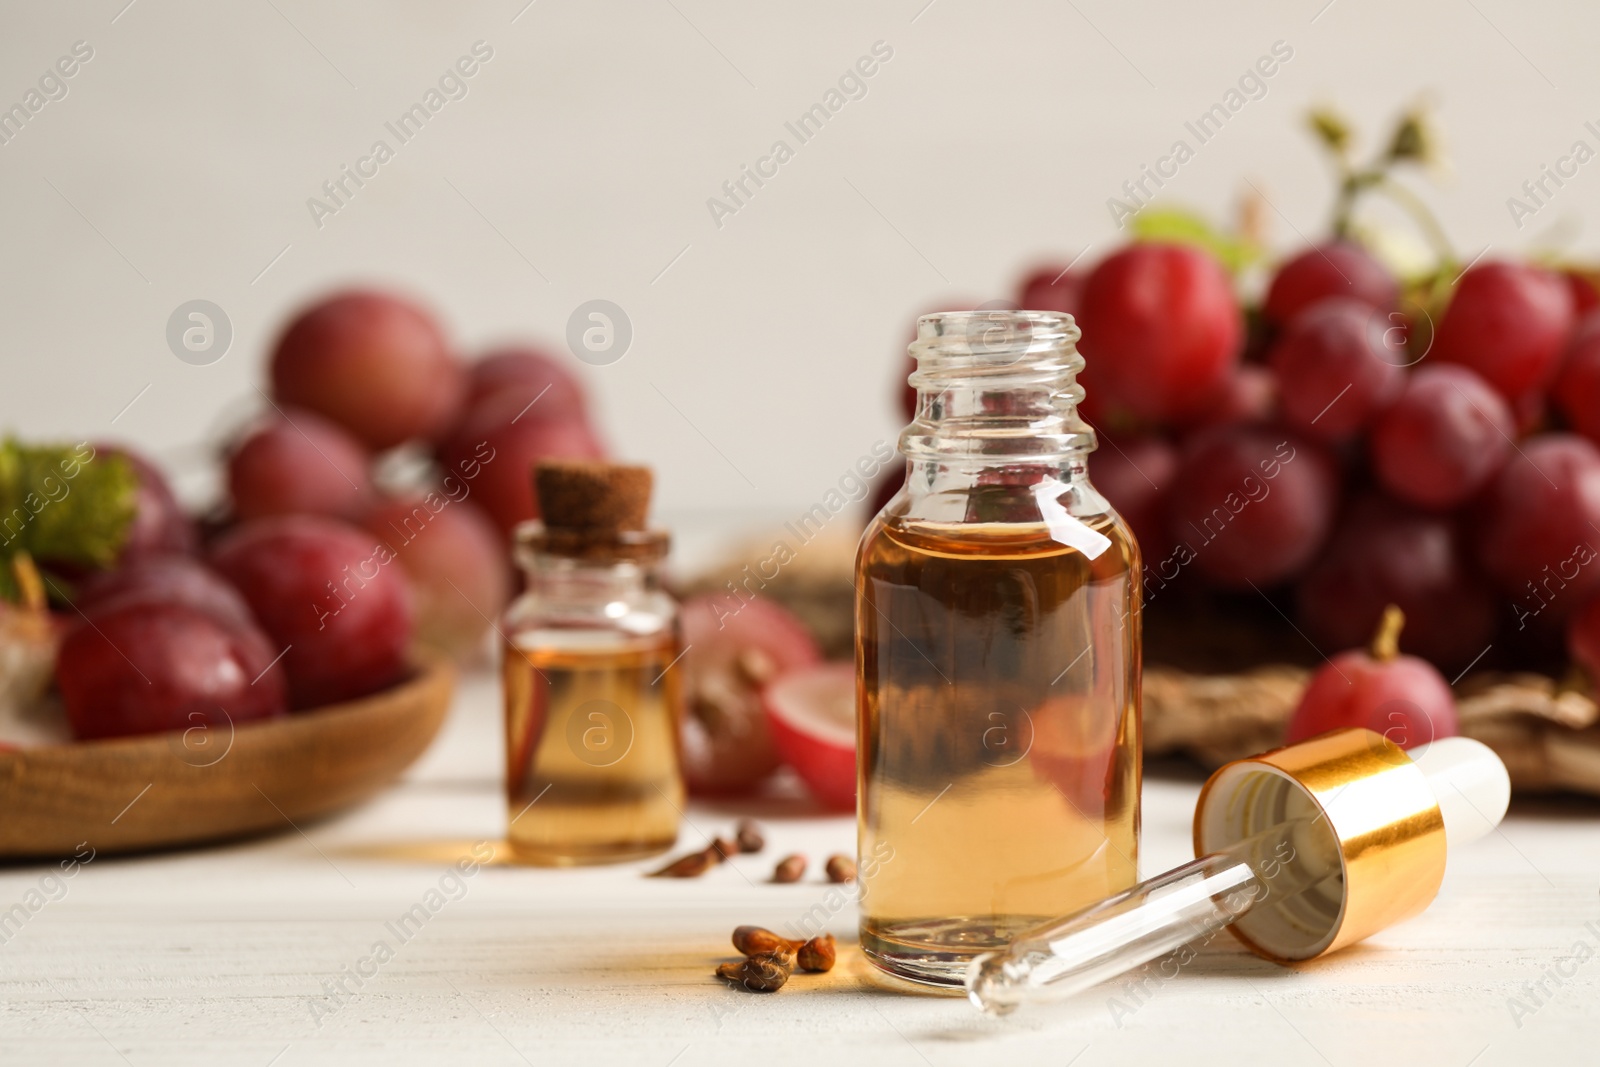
[
  {"xmin": 0, "ymin": 440, "xmax": 138, "ymax": 580},
  {"xmin": 1129, "ymin": 207, "xmax": 1263, "ymax": 275}
]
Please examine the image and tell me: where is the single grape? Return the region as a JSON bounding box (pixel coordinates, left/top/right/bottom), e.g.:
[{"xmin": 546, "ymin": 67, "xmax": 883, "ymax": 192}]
[
  {"xmin": 94, "ymin": 443, "xmax": 197, "ymax": 562},
  {"xmin": 271, "ymin": 290, "xmax": 465, "ymax": 450},
  {"xmin": 1552, "ymin": 312, "xmax": 1600, "ymax": 445},
  {"xmin": 1369, "ymin": 364, "xmax": 1514, "ymax": 510},
  {"xmin": 1431, "ymin": 261, "xmax": 1575, "ymax": 407},
  {"xmin": 1285, "ymin": 606, "xmax": 1459, "ymax": 748},
  {"xmin": 1566, "ymin": 594, "xmax": 1600, "ymax": 682},
  {"xmin": 210, "ymin": 515, "xmax": 414, "ymax": 709},
  {"xmin": 1164, "ymin": 425, "xmax": 1339, "ymax": 588},
  {"xmin": 56, "ymin": 601, "xmax": 287, "ymax": 741},
  {"xmin": 1262, "ymin": 241, "xmax": 1398, "ymax": 328},
  {"xmin": 227, "ymin": 408, "xmax": 371, "ymax": 521},
  {"xmin": 1179, "ymin": 364, "xmax": 1276, "ymax": 433},
  {"xmin": 1076, "ymin": 243, "xmax": 1242, "ymax": 423},
  {"xmin": 1475, "ymin": 433, "xmax": 1600, "ymax": 622},
  {"xmin": 360, "ymin": 496, "xmax": 510, "ymax": 659},
  {"xmin": 437, "ymin": 390, "xmax": 606, "ymax": 539},
  {"xmin": 1296, "ymin": 495, "xmax": 1495, "ymax": 672},
  {"xmin": 1015, "ymin": 265, "xmax": 1081, "ymax": 317},
  {"xmin": 77, "ymin": 553, "xmax": 256, "ymax": 632},
  {"xmin": 1088, "ymin": 435, "xmax": 1178, "ymax": 559},
  {"xmin": 465, "ymin": 344, "xmax": 587, "ymax": 412},
  {"xmin": 679, "ymin": 593, "xmax": 821, "ymax": 795},
  {"xmin": 762, "ymin": 663, "xmax": 857, "ymax": 812},
  {"xmin": 1513, "ymin": 391, "xmax": 1548, "ymax": 436},
  {"xmin": 1564, "ymin": 270, "xmax": 1600, "ymax": 319},
  {"xmin": 1270, "ymin": 297, "xmax": 1406, "ymax": 443}
]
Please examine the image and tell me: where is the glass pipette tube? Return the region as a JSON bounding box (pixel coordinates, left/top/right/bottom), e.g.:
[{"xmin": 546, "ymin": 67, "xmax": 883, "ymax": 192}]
[{"xmin": 966, "ymin": 815, "xmax": 1340, "ymax": 1015}]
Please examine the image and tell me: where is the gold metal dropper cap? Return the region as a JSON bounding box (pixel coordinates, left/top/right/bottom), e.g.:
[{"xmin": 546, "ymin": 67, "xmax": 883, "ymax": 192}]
[{"xmin": 1193, "ymin": 727, "xmax": 1448, "ymax": 963}]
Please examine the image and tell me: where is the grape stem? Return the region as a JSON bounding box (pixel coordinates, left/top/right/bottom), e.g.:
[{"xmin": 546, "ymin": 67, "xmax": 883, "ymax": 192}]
[
  {"xmin": 1320, "ymin": 106, "xmax": 1456, "ymax": 267},
  {"xmin": 1371, "ymin": 604, "xmax": 1405, "ymax": 663},
  {"xmin": 1331, "ymin": 171, "xmax": 1455, "ymax": 265},
  {"xmin": 8, "ymin": 553, "xmax": 46, "ymax": 613}
]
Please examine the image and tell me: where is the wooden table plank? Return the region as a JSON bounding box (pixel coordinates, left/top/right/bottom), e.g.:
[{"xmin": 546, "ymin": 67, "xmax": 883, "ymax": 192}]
[{"xmin": 2, "ymin": 671, "xmax": 1597, "ymax": 1065}]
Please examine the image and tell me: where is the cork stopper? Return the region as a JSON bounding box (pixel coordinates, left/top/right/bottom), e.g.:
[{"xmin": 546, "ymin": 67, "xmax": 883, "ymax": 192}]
[
  {"xmin": 525, "ymin": 460, "xmax": 664, "ymax": 563},
  {"xmin": 534, "ymin": 461, "xmax": 652, "ymax": 531}
]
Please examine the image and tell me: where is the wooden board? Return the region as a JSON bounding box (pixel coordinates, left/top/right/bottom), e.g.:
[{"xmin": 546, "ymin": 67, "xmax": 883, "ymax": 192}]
[{"xmin": 0, "ymin": 657, "xmax": 454, "ymax": 859}]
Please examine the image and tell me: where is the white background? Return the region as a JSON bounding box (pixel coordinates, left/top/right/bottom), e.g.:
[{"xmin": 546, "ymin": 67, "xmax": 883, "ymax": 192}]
[{"xmin": 2, "ymin": 0, "xmax": 1597, "ymax": 519}]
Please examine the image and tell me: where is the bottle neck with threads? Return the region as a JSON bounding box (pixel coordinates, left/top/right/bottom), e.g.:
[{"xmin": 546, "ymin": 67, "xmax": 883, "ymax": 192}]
[{"xmin": 893, "ymin": 310, "xmax": 1101, "ymax": 526}]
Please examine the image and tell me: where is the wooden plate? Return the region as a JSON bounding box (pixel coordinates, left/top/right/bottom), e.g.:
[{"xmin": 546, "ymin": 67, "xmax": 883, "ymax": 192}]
[{"xmin": 0, "ymin": 657, "xmax": 455, "ymax": 860}]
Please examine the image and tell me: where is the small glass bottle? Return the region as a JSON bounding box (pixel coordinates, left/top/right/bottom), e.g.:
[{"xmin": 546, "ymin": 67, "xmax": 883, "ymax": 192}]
[
  {"xmin": 856, "ymin": 310, "xmax": 1143, "ymax": 986},
  {"xmin": 502, "ymin": 461, "xmax": 685, "ymax": 865}
]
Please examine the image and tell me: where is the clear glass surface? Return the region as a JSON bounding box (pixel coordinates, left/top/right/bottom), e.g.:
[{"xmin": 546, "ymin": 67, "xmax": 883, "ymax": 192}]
[
  {"xmin": 965, "ymin": 816, "xmax": 1341, "ymax": 1014},
  {"xmin": 857, "ymin": 311, "xmax": 1143, "ymax": 986},
  {"xmin": 502, "ymin": 536, "xmax": 685, "ymax": 865}
]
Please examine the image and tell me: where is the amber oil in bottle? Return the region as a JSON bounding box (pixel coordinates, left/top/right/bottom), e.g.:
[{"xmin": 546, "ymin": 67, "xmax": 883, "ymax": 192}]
[
  {"xmin": 502, "ymin": 461, "xmax": 685, "ymax": 865},
  {"xmin": 856, "ymin": 310, "xmax": 1142, "ymax": 986}
]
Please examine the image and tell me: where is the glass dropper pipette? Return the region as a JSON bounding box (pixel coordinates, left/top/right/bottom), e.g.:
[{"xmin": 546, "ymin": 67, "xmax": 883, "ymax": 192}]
[
  {"xmin": 965, "ymin": 733, "xmax": 1511, "ymax": 1016},
  {"xmin": 966, "ymin": 813, "xmax": 1339, "ymax": 1015}
]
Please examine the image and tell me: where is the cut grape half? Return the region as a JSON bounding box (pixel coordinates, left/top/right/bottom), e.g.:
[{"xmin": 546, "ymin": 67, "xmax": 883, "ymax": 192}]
[
  {"xmin": 679, "ymin": 594, "xmax": 821, "ymax": 795},
  {"xmin": 763, "ymin": 662, "xmax": 856, "ymax": 812}
]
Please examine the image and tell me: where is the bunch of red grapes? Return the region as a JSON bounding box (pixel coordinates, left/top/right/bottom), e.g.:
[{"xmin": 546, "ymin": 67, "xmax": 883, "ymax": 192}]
[
  {"xmin": 56, "ymin": 290, "xmax": 607, "ymax": 741},
  {"xmin": 896, "ymin": 241, "xmax": 1600, "ymax": 746}
]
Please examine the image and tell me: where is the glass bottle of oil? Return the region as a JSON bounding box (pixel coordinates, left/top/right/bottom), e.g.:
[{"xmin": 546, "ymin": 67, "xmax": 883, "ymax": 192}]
[
  {"xmin": 502, "ymin": 460, "xmax": 685, "ymax": 865},
  {"xmin": 856, "ymin": 309, "xmax": 1142, "ymax": 986}
]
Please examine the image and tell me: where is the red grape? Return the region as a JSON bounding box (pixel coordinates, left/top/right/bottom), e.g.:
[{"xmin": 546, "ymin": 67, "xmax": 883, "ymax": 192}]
[
  {"xmin": 1270, "ymin": 297, "xmax": 1405, "ymax": 443},
  {"xmin": 210, "ymin": 515, "xmax": 414, "ymax": 708},
  {"xmin": 1076, "ymin": 243, "xmax": 1242, "ymax": 423},
  {"xmin": 437, "ymin": 390, "xmax": 605, "ymax": 539},
  {"xmin": 679, "ymin": 593, "xmax": 821, "ymax": 795},
  {"xmin": 77, "ymin": 553, "xmax": 256, "ymax": 632},
  {"xmin": 1369, "ymin": 364, "xmax": 1514, "ymax": 510},
  {"xmin": 360, "ymin": 495, "xmax": 510, "ymax": 659},
  {"xmin": 56, "ymin": 601, "xmax": 287, "ymax": 741},
  {"xmin": 1164, "ymin": 425, "xmax": 1339, "ymax": 588},
  {"xmin": 1181, "ymin": 364, "xmax": 1276, "ymax": 432},
  {"xmin": 95, "ymin": 443, "xmax": 196, "ymax": 562},
  {"xmin": 1513, "ymin": 392, "xmax": 1548, "ymax": 436},
  {"xmin": 227, "ymin": 408, "xmax": 371, "ymax": 522},
  {"xmin": 762, "ymin": 663, "xmax": 856, "ymax": 812},
  {"xmin": 466, "ymin": 345, "xmax": 586, "ymax": 411},
  {"xmin": 1552, "ymin": 312, "xmax": 1600, "ymax": 445},
  {"xmin": 1566, "ymin": 594, "xmax": 1600, "ymax": 681},
  {"xmin": 1285, "ymin": 608, "xmax": 1457, "ymax": 748},
  {"xmin": 1564, "ymin": 270, "xmax": 1600, "ymax": 319},
  {"xmin": 1431, "ymin": 261, "xmax": 1575, "ymax": 406},
  {"xmin": 1296, "ymin": 495, "xmax": 1495, "ymax": 672},
  {"xmin": 1088, "ymin": 435, "xmax": 1178, "ymax": 558},
  {"xmin": 1016, "ymin": 265, "xmax": 1081, "ymax": 317},
  {"xmin": 1475, "ymin": 433, "xmax": 1600, "ymax": 622},
  {"xmin": 1262, "ymin": 241, "xmax": 1398, "ymax": 328},
  {"xmin": 271, "ymin": 290, "xmax": 465, "ymax": 450}
]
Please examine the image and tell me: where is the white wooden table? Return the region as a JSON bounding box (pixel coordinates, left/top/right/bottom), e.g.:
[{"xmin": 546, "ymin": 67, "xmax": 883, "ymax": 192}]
[{"xmin": 2, "ymin": 667, "xmax": 1597, "ymax": 1066}]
